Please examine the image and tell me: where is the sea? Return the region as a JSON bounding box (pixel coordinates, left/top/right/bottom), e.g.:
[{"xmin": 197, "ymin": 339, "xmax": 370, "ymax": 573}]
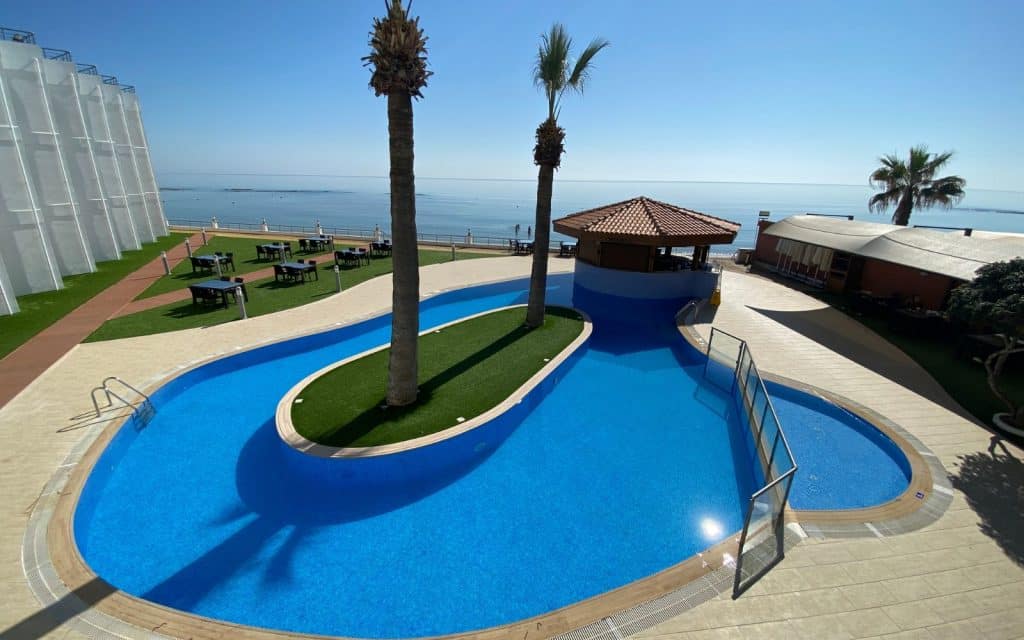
[{"xmin": 159, "ymin": 174, "xmax": 1024, "ymax": 249}]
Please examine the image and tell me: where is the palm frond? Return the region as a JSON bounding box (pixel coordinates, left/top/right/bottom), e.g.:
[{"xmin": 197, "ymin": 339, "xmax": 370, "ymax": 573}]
[
  {"xmin": 917, "ymin": 175, "xmax": 966, "ymax": 208},
  {"xmin": 567, "ymin": 37, "xmax": 610, "ymax": 92},
  {"xmin": 870, "ymin": 154, "xmax": 907, "ymax": 189},
  {"xmin": 533, "ymin": 24, "xmax": 572, "ymax": 119},
  {"xmin": 869, "ymin": 187, "xmax": 902, "ymax": 213}
]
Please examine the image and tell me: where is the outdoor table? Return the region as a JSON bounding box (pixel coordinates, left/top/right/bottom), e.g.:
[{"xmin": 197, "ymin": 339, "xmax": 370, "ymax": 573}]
[
  {"xmin": 370, "ymin": 241, "xmax": 392, "ymax": 257},
  {"xmin": 303, "ymin": 236, "xmax": 332, "ymax": 252},
  {"xmin": 335, "ymin": 248, "xmax": 370, "ymax": 267},
  {"xmin": 260, "ymin": 243, "xmax": 288, "ymax": 260},
  {"xmin": 279, "ymin": 261, "xmax": 318, "ymax": 283},
  {"xmin": 515, "ymin": 241, "xmax": 534, "ymax": 255},
  {"xmin": 193, "ymin": 254, "xmax": 232, "ymax": 272},
  {"xmin": 559, "ymin": 242, "xmax": 577, "ymax": 257},
  {"xmin": 188, "ymin": 280, "xmax": 246, "ymax": 308}
]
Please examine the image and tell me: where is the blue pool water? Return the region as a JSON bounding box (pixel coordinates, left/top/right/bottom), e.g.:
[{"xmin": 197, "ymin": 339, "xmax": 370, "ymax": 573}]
[
  {"xmin": 74, "ymin": 275, "xmax": 909, "ymax": 637},
  {"xmin": 768, "ymin": 382, "xmax": 912, "ymax": 510}
]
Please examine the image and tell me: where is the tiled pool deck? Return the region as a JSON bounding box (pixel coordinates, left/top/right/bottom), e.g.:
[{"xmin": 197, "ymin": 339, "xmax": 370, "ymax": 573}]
[{"xmin": 1, "ymin": 260, "xmax": 1022, "ymax": 639}]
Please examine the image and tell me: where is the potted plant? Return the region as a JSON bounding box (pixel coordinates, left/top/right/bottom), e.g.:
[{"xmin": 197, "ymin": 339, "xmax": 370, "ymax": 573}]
[{"xmin": 947, "ymin": 258, "xmax": 1024, "ymax": 435}]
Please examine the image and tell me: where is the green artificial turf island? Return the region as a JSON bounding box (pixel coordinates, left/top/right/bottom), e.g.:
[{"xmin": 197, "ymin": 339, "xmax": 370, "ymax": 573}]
[
  {"xmin": 0, "ymin": 233, "xmax": 186, "ymax": 359},
  {"xmin": 86, "ymin": 248, "xmax": 500, "ymax": 342},
  {"xmin": 291, "ymin": 306, "xmax": 584, "ymax": 448}
]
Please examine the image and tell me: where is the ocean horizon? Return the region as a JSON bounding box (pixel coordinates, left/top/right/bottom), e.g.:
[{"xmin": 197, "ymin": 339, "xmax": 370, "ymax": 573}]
[{"xmin": 159, "ymin": 174, "xmax": 1024, "ymax": 249}]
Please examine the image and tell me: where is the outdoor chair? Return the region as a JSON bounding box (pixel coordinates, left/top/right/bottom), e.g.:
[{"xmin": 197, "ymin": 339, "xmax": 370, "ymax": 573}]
[
  {"xmin": 273, "ymin": 264, "xmax": 286, "ymax": 282},
  {"xmin": 283, "ymin": 242, "xmax": 293, "ymax": 258},
  {"xmin": 256, "ymin": 245, "xmax": 266, "ymax": 260},
  {"xmin": 299, "ymin": 239, "xmax": 309, "ymax": 253},
  {"xmin": 220, "ymin": 276, "xmax": 230, "ymax": 282},
  {"xmin": 200, "ymin": 288, "xmax": 219, "ymax": 305},
  {"xmin": 189, "ymin": 256, "xmax": 202, "ymax": 273},
  {"xmin": 226, "ymin": 252, "xmax": 235, "ymax": 270},
  {"xmin": 308, "ymin": 260, "xmax": 319, "ymax": 280},
  {"xmin": 228, "ymin": 277, "xmax": 248, "ymax": 302}
]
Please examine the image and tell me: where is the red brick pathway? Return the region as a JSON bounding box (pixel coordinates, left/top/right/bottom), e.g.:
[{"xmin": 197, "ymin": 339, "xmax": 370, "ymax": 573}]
[{"xmin": 0, "ymin": 234, "xmax": 202, "ymax": 409}]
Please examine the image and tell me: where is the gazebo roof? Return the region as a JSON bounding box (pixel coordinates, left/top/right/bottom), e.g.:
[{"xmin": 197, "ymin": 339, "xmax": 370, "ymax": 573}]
[{"xmin": 553, "ymin": 196, "xmax": 741, "ymax": 246}]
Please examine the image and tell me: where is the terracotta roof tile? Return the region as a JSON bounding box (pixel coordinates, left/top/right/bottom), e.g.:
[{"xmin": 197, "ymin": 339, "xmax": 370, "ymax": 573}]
[{"xmin": 553, "ymin": 196, "xmax": 740, "ymax": 245}]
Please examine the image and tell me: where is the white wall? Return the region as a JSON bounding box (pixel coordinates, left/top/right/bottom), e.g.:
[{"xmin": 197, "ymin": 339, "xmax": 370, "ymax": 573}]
[
  {"xmin": 42, "ymin": 57, "xmax": 120, "ymax": 262},
  {"xmin": 573, "ymin": 260, "xmax": 720, "ymax": 300},
  {"xmin": 121, "ymin": 92, "xmax": 167, "ymax": 236},
  {"xmin": 0, "ymin": 42, "xmax": 94, "ymax": 277},
  {"xmin": 102, "ymin": 82, "xmax": 154, "ymax": 244},
  {"xmin": 0, "ymin": 247, "xmax": 20, "ymax": 315},
  {"xmin": 0, "ymin": 40, "xmax": 63, "ymax": 295},
  {"xmin": 0, "ymin": 37, "xmax": 167, "ymax": 313},
  {"xmin": 77, "ymin": 72, "xmax": 139, "ymax": 251}
]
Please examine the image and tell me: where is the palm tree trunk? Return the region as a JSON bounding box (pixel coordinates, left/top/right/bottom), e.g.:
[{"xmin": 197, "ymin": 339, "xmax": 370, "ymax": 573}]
[
  {"xmin": 386, "ymin": 91, "xmax": 419, "ymax": 406},
  {"xmin": 526, "ymin": 163, "xmax": 555, "ymax": 328},
  {"xmin": 892, "ymin": 188, "xmax": 914, "ymax": 226}
]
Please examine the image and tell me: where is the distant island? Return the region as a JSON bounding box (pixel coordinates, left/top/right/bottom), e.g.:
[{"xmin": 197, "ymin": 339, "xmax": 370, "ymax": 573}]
[
  {"xmin": 954, "ymin": 207, "xmax": 1024, "ymax": 215},
  {"xmin": 224, "ymin": 188, "xmax": 331, "ymax": 193}
]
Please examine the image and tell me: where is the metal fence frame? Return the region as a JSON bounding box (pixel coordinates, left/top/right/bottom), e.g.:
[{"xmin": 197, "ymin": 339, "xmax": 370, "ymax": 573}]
[
  {"xmin": 704, "ymin": 327, "xmax": 798, "ymax": 598},
  {"xmin": 166, "ymin": 217, "xmax": 562, "ymax": 251}
]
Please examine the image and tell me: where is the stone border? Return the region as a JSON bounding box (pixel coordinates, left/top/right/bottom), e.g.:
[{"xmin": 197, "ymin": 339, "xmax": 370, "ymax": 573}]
[
  {"xmin": 276, "ymin": 304, "xmax": 593, "ymax": 458},
  {"xmin": 676, "ymin": 299, "xmax": 952, "ymax": 539}
]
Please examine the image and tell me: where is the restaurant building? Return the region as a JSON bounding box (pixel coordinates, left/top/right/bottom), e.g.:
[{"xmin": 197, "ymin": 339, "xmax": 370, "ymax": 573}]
[{"xmin": 753, "ymin": 215, "xmax": 1023, "ymax": 310}]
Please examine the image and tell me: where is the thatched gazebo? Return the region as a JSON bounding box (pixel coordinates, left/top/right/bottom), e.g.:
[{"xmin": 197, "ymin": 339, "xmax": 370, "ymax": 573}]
[{"xmin": 553, "ymin": 196, "xmax": 741, "ymax": 299}]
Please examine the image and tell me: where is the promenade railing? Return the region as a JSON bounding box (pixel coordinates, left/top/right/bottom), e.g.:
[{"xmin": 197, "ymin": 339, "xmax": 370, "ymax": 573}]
[
  {"xmin": 704, "ymin": 327, "xmax": 797, "ymax": 598},
  {"xmin": 166, "ymin": 217, "xmax": 564, "ymax": 251}
]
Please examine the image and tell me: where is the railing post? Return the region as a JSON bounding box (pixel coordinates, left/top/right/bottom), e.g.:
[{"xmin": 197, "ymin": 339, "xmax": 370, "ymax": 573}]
[
  {"xmin": 235, "ymin": 286, "xmax": 247, "ymax": 319},
  {"xmin": 334, "ymin": 265, "xmax": 342, "ymax": 292},
  {"xmin": 184, "ymin": 238, "xmax": 192, "ymax": 257}
]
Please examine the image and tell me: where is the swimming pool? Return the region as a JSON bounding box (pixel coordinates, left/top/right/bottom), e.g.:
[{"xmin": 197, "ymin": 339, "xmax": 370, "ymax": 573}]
[{"xmin": 73, "ymin": 274, "xmax": 910, "ymax": 637}]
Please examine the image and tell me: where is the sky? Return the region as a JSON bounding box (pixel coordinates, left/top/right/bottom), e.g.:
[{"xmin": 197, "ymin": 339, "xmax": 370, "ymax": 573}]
[{"xmin": 5, "ymin": 0, "xmax": 1024, "ymax": 190}]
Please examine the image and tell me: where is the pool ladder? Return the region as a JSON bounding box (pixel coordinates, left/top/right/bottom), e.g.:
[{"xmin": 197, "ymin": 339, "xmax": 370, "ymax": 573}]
[{"xmin": 89, "ymin": 377, "xmax": 156, "ymax": 430}]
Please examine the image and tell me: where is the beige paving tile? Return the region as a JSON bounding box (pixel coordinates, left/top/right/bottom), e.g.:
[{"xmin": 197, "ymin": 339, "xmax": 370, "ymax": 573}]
[
  {"xmin": 834, "ymin": 608, "xmax": 901, "ymax": 637},
  {"xmin": 881, "ymin": 600, "xmax": 950, "ymax": 631},
  {"xmin": 838, "ymin": 582, "xmax": 899, "ymax": 609}
]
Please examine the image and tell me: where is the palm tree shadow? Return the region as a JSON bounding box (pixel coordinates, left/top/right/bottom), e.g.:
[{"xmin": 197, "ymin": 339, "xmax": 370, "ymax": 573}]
[
  {"xmin": 746, "ymin": 305, "xmax": 976, "ymax": 420},
  {"xmin": 950, "ymin": 437, "xmax": 1024, "ymax": 566}
]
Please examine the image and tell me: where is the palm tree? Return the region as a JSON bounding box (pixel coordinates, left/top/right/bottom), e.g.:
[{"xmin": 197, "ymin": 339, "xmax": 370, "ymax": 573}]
[
  {"xmin": 364, "ymin": 0, "xmax": 431, "ymax": 406},
  {"xmin": 869, "ymin": 146, "xmax": 966, "ymax": 226},
  {"xmin": 525, "ymin": 25, "xmax": 609, "ymax": 328}
]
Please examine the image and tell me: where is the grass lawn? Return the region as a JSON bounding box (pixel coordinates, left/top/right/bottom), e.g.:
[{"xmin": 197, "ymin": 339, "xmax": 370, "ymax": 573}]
[
  {"xmin": 814, "ymin": 292, "xmax": 1023, "ymax": 427},
  {"xmin": 135, "ymin": 234, "xmax": 314, "ymax": 299},
  {"xmin": 0, "ymin": 233, "xmax": 186, "ymax": 359},
  {"xmin": 86, "ymin": 249, "xmax": 498, "ymax": 342},
  {"xmin": 291, "ymin": 306, "xmax": 584, "ymax": 448}
]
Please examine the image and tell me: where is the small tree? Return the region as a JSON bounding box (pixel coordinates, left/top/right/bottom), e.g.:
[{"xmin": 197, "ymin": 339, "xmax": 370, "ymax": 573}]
[{"xmin": 947, "ymin": 258, "xmax": 1024, "ymax": 429}]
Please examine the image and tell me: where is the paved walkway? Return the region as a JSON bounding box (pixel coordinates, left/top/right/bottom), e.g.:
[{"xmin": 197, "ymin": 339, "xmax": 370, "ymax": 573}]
[
  {"xmin": 0, "ymin": 233, "xmax": 201, "ymax": 410},
  {"xmin": 0, "ymin": 263, "xmax": 1021, "ymax": 639}
]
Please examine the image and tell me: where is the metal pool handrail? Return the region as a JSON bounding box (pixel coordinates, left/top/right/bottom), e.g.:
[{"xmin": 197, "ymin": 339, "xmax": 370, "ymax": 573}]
[{"xmin": 704, "ymin": 327, "xmax": 798, "ymax": 597}]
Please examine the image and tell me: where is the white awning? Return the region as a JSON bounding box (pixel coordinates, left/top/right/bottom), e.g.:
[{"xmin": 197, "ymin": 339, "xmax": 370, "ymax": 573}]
[{"xmin": 761, "ymin": 215, "xmax": 1024, "ymax": 281}]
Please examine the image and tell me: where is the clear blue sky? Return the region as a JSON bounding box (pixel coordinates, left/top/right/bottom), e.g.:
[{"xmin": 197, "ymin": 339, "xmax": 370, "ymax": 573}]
[{"xmin": 7, "ymin": 1, "xmax": 1023, "ymax": 190}]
